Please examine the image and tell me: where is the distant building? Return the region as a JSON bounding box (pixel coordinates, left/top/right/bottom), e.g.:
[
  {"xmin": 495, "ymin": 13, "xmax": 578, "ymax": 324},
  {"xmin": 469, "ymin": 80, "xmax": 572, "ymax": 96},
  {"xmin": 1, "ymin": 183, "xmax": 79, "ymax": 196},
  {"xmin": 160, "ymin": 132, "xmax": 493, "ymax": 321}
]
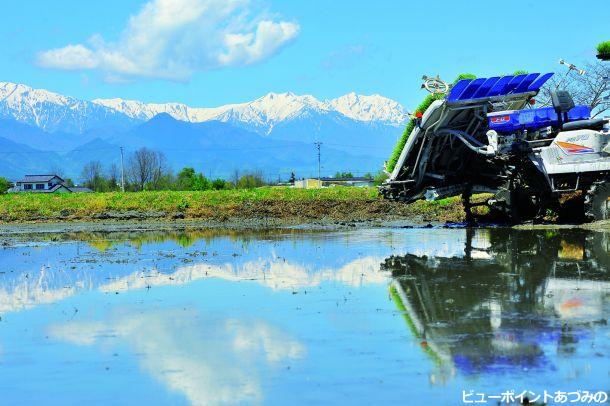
[
  {"xmin": 293, "ymin": 178, "xmax": 322, "ymax": 189},
  {"xmin": 69, "ymin": 187, "xmax": 93, "ymax": 193},
  {"xmin": 320, "ymin": 177, "xmax": 374, "ymax": 188},
  {"xmin": 293, "ymin": 177, "xmax": 373, "ymax": 189},
  {"xmin": 12, "ymin": 175, "xmax": 70, "ymax": 193},
  {"xmin": 10, "ymin": 175, "xmax": 92, "ymax": 193}
]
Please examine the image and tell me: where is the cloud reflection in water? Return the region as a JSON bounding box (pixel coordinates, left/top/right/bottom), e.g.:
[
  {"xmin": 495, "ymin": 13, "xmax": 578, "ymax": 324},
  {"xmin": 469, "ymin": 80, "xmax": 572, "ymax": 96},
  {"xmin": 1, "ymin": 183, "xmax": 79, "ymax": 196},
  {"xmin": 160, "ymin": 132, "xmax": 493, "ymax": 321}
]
[{"xmin": 50, "ymin": 309, "xmax": 304, "ymax": 406}]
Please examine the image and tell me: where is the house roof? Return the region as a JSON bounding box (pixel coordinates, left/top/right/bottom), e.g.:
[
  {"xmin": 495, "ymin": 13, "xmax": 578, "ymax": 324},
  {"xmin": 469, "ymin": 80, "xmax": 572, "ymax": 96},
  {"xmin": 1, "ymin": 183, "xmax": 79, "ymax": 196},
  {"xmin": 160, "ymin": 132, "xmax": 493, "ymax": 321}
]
[
  {"xmin": 69, "ymin": 187, "xmax": 93, "ymax": 193},
  {"xmin": 27, "ymin": 184, "xmax": 71, "ymax": 193},
  {"xmin": 16, "ymin": 174, "xmax": 64, "ymax": 184}
]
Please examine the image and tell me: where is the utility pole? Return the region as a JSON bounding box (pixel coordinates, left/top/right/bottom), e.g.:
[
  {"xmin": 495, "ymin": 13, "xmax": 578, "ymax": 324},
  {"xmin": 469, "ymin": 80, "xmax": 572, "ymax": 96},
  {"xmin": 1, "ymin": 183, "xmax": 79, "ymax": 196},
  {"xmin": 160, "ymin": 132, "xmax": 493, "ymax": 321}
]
[
  {"xmin": 120, "ymin": 147, "xmax": 125, "ymax": 192},
  {"xmin": 314, "ymin": 141, "xmax": 322, "ymax": 187}
]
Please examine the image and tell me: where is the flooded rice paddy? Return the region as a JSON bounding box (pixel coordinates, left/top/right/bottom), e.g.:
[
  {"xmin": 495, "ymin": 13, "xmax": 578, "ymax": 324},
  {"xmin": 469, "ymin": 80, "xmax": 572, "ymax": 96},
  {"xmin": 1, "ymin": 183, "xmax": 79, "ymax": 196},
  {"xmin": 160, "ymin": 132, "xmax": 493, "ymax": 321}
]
[{"xmin": 0, "ymin": 227, "xmax": 608, "ymax": 405}]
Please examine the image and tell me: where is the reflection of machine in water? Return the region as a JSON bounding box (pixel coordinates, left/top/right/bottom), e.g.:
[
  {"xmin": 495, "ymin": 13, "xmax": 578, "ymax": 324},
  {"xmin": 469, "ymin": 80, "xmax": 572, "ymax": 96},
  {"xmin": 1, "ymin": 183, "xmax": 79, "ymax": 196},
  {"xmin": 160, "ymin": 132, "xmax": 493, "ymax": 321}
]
[{"xmin": 382, "ymin": 229, "xmax": 610, "ymax": 376}]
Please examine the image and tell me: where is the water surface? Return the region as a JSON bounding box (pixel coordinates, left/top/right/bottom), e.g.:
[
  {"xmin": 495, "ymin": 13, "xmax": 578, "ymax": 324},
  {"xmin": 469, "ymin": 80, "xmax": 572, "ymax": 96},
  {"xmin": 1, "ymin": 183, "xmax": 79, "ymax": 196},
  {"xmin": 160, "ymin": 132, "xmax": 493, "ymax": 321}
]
[{"xmin": 0, "ymin": 227, "xmax": 608, "ymax": 404}]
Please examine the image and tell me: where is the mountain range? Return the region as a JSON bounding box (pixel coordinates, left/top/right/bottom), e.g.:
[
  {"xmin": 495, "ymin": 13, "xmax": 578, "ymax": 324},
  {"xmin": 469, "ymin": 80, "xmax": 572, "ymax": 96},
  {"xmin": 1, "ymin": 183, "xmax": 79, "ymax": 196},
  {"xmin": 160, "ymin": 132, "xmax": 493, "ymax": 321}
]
[{"xmin": 0, "ymin": 81, "xmax": 408, "ymax": 180}]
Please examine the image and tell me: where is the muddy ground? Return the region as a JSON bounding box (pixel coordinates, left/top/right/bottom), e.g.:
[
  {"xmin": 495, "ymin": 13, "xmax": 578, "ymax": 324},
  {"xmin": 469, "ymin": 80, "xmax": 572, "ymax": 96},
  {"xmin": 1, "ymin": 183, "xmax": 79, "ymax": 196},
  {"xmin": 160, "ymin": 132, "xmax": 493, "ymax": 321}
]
[
  {"xmin": 0, "ymin": 197, "xmax": 608, "ymax": 236},
  {"xmin": 0, "ymin": 216, "xmax": 608, "ymax": 237},
  {"xmin": 0, "ymin": 198, "xmax": 459, "ymax": 234}
]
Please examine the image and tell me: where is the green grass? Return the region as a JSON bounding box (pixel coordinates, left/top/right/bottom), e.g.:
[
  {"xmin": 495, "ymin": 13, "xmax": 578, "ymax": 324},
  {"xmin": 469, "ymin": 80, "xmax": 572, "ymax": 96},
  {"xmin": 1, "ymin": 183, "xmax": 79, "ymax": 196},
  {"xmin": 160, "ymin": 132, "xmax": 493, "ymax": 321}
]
[
  {"xmin": 597, "ymin": 41, "xmax": 610, "ymax": 58},
  {"xmin": 0, "ymin": 187, "xmax": 380, "ymax": 221},
  {"xmin": 0, "ymin": 187, "xmax": 480, "ymax": 223}
]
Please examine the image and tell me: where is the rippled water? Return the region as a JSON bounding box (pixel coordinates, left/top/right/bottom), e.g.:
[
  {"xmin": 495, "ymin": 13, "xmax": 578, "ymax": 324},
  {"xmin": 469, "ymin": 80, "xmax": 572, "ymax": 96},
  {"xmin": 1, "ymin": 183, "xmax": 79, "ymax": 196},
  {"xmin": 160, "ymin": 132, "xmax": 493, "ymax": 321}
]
[{"xmin": 0, "ymin": 227, "xmax": 608, "ymax": 405}]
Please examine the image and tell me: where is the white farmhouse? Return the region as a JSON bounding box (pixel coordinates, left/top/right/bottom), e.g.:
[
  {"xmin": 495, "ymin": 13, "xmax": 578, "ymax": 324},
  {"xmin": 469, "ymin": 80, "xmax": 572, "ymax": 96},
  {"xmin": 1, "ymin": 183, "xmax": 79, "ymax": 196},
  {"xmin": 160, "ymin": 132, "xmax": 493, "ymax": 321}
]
[{"xmin": 12, "ymin": 175, "xmax": 73, "ymax": 193}]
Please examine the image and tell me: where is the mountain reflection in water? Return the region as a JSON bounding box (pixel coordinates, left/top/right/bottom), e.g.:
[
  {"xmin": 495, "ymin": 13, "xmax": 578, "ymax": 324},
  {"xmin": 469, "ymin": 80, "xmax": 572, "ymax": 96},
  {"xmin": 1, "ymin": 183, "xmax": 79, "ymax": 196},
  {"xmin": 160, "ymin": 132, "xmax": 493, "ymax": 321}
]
[
  {"xmin": 0, "ymin": 229, "xmax": 390, "ymax": 315},
  {"xmin": 0, "ymin": 227, "xmax": 607, "ymax": 404}
]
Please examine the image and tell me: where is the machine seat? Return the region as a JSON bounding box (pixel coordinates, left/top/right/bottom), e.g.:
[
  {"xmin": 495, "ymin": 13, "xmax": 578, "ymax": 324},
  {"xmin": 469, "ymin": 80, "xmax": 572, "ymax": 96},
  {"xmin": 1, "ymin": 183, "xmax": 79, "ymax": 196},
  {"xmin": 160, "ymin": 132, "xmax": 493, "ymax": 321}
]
[{"xmin": 562, "ymin": 117, "xmax": 608, "ymax": 131}]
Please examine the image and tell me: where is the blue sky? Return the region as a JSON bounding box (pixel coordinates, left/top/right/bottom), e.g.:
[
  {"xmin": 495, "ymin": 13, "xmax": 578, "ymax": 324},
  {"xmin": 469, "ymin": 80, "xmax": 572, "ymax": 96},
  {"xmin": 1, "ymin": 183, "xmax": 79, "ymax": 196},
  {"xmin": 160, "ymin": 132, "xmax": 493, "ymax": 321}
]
[{"xmin": 0, "ymin": 0, "xmax": 607, "ymax": 108}]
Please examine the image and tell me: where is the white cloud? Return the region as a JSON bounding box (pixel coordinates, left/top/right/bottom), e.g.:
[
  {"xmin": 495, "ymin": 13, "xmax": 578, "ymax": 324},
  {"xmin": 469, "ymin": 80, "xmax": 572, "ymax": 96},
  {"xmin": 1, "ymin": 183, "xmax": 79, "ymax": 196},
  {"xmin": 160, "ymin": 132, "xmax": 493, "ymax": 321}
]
[
  {"xmin": 219, "ymin": 20, "xmax": 300, "ymax": 66},
  {"xmin": 36, "ymin": 0, "xmax": 299, "ymax": 81},
  {"xmin": 38, "ymin": 44, "xmax": 99, "ymax": 70}
]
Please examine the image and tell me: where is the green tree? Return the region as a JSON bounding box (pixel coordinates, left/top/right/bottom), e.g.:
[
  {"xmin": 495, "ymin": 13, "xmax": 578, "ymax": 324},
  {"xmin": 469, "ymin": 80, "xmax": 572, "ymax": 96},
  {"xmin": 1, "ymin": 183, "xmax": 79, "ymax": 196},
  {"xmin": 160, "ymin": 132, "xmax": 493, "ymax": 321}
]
[
  {"xmin": 0, "ymin": 177, "xmax": 11, "ymax": 194},
  {"xmin": 152, "ymin": 172, "xmax": 176, "ymax": 191},
  {"xmin": 81, "ymin": 161, "xmax": 106, "ymax": 192},
  {"xmin": 236, "ymin": 172, "xmax": 265, "ymax": 189},
  {"xmin": 334, "ymin": 172, "xmax": 354, "ymax": 179},
  {"xmin": 175, "ymin": 167, "xmax": 215, "ymax": 191},
  {"xmin": 107, "ymin": 164, "xmax": 121, "ymax": 191},
  {"xmin": 175, "ymin": 167, "xmax": 197, "ymax": 190},
  {"xmin": 211, "ymin": 178, "xmax": 229, "ymax": 190},
  {"xmin": 126, "ymin": 147, "xmax": 169, "ymax": 191},
  {"xmin": 192, "ymin": 173, "xmax": 211, "ymax": 191},
  {"xmin": 373, "ymin": 170, "xmax": 389, "ymax": 186}
]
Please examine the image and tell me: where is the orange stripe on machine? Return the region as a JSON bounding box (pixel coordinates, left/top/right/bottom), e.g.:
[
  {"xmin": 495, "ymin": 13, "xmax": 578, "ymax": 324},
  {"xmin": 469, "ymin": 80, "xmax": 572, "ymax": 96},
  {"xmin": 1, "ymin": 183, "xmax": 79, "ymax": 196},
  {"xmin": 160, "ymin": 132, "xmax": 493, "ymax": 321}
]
[{"xmin": 555, "ymin": 141, "xmax": 595, "ymax": 154}]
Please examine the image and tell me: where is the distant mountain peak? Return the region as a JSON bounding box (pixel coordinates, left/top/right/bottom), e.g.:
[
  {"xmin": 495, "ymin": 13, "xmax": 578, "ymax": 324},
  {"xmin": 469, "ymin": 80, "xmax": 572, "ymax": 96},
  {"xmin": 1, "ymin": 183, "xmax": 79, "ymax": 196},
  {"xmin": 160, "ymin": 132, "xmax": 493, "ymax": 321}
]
[
  {"xmin": 0, "ymin": 81, "xmax": 72, "ymax": 105},
  {"xmin": 149, "ymin": 112, "xmax": 177, "ymax": 122},
  {"xmin": 0, "ymin": 81, "xmax": 406, "ymax": 180},
  {"xmin": 0, "ymin": 79, "xmax": 408, "ymax": 142},
  {"xmin": 93, "ymin": 90, "xmax": 407, "ymax": 132},
  {"xmin": 329, "ymin": 93, "xmax": 407, "ymax": 124},
  {"xmin": 0, "ymin": 81, "xmax": 135, "ymax": 133}
]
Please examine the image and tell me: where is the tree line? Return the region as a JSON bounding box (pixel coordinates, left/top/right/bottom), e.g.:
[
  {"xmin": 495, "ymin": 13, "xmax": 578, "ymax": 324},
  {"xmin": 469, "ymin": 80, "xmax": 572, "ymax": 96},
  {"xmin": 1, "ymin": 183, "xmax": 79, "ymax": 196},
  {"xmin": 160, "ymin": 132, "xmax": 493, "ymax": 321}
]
[
  {"xmin": 0, "ymin": 177, "xmax": 10, "ymax": 194},
  {"xmin": 79, "ymin": 147, "xmax": 260, "ymax": 192},
  {"xmin": 0, "ymin": 147, "xmax": 388, "ymax": 194},
  {"xmin": 77, "ymin": 148, "xmax": 387, "ymax": 192}
]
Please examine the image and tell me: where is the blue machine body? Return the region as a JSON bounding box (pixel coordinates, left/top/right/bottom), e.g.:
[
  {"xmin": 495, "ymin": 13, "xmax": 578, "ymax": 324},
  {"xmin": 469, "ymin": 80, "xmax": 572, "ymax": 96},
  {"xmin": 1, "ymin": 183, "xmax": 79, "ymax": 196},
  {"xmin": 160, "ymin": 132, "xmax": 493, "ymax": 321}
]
[
  {"xmin": 487, "ymin": 105, "xmax": 591, "ymax": 134},
  {"xmin": 447, "ymin": 73, "xmax": 554, "ymax": 102}
]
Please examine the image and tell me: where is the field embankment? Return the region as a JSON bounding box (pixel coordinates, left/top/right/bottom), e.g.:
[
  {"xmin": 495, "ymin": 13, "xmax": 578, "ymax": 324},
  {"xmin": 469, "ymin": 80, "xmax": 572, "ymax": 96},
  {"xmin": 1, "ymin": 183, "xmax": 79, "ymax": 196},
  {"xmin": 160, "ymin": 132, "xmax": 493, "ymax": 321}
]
[{"xmin": 0, "ymin": 187, "xmax": 468, "ymax": 225}]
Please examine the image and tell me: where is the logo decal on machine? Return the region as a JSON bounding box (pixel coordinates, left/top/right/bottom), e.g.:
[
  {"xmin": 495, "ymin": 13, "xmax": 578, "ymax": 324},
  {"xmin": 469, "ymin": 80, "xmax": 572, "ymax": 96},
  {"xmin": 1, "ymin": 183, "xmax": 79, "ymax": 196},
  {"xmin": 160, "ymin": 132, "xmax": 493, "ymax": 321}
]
[
  {"xmin": 490, "ymin": 115, "xmax": 510, "ymax": 124},
  {"xmin": 556, "ymin": 141, "xmax": 595, "ymax": 154}
]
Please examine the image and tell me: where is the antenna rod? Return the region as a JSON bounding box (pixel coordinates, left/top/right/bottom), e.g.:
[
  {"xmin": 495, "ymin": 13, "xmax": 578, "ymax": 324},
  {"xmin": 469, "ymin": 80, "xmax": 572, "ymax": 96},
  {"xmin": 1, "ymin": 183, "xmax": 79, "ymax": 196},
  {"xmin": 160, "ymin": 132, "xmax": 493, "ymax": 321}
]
[{"xmin": 559, "ymin": 59, "xmax": 586, "ymax": 75}]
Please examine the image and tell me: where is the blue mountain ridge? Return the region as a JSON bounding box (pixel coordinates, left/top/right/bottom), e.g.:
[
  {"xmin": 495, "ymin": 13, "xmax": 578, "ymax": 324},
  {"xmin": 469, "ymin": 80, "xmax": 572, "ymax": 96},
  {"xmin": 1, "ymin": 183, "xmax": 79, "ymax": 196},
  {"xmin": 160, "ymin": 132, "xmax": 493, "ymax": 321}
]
[{"xmin": 0, "ymin": 114, "xmax": 387, "ymax": 181}]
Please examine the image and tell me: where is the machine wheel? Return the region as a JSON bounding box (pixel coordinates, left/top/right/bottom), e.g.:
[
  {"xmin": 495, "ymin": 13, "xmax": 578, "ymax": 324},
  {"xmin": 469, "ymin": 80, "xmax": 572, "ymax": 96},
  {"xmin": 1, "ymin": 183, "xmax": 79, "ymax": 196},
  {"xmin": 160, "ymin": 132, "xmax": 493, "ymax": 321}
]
[
  {"xmin": 584, "ymin": 180, "xmax": 610, "ymax": 222},
  {"xmin": 507, "ymin": 188, "xmax": 538, "ymax": 224},
  {"xmin": 488, "ymin": 186, "xmax": 536, "ymax": 224}
]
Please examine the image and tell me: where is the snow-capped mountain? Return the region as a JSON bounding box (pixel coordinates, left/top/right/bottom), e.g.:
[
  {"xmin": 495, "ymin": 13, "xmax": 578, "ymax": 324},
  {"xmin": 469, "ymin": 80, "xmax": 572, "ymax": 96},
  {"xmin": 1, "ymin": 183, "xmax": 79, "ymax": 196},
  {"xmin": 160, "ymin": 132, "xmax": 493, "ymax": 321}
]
[
  {"xmin": 329, "ymin": 93, "xmax": 407, "ymax": 125},
  {"xmin": 0, "ymin": 80, "xmax": 407, "ymax": 135},
  {"xmin": 0, "ymin": 82, "xmax": 135, "ymax": 133},
  {"xmin": 93, "ymin": 91, "xmax": 408, "ymax": 134},
  {"xmin": 0, "ymin": 80, "xmax": 408, "ymax": 179}
]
